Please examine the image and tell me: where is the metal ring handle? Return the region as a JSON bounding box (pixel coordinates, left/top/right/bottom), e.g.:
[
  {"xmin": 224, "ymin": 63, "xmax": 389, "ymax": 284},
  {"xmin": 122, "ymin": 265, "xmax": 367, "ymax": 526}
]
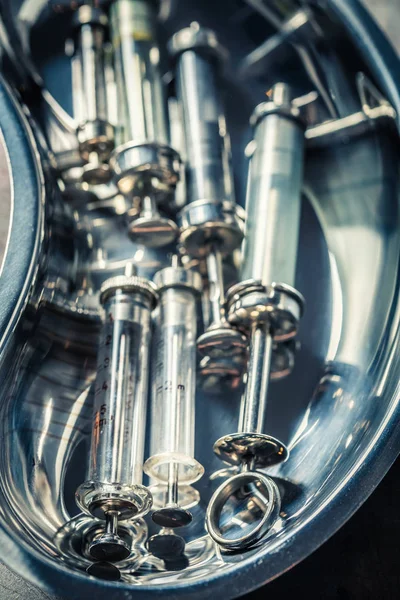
[{"xmin": 206, "ymin": 471, "xmax": 281, "ymax": 551}]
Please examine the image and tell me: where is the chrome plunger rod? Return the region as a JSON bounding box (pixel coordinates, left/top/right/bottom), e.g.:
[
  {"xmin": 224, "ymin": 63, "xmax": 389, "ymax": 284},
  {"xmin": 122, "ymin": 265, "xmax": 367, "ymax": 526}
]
[
  {"xmin": 76, "ymin": 273, "xmax": 157, "ymax": 561},
  {"xmin": 71, "ymin": 1, "xmax": 114, "ymax": 184},
  {"xmin": 206, "ymin": 83, "xmax": 306, "ymax": 550},
  {"xmin": 109, "ymin": 0, "xmax": 180, "ymax": 247},
  {"xmin": 169, "ymin": 23, "xmax": 247, "ymax": 364},
  {"xmin": 241, "ymin": 324, "xmax": 273, "ymax": 435}
]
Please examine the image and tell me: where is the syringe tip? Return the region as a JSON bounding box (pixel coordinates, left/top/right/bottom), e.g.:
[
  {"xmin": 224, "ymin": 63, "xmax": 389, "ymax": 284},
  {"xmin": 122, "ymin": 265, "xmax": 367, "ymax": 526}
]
[
  {"xmin": 171, "ymin": 254, "xmax": 181, "ymax": 268},
  {"xmin": 124, "ymin": 262, "xmax": 138, "ymax": 278}
]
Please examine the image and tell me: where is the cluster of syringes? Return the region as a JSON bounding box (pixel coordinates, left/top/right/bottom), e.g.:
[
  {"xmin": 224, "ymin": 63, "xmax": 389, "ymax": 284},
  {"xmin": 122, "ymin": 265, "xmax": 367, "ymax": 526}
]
[{"xmin": 72, "ymin": 0, "xmax": 305, "ymax": 560}]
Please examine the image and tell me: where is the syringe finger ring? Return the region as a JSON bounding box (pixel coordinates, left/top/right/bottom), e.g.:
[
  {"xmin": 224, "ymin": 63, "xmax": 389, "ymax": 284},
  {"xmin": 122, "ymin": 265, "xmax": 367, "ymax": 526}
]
[{"xmin": 206, "ymin": 470, "xmax": 281, "ymax": 551}]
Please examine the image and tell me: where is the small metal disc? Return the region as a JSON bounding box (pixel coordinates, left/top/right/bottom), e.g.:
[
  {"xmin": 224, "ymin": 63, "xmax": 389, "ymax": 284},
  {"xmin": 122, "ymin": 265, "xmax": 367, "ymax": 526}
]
[
  {"xmin": 163, "ymin": 555, "xmax": 190, "ymax": 571},
  {"xmin": 213, "ymin": 433, "xmax": 288, "ymax": 469},
  {"xmin": 152, "ymin": 506, "xmax": 193, "ymax": 529},
  {"xmin": 82, "ymin": 162, "xmax": 112, "ymax": 186},
  {"xmin": 86, "ymin": 561, "xmax": 121, "ymax": 582},
  {"xmin": 197, "ymin": 326, "xmax": 248, "ymax": 358},
  {"xmin": 198, "ymin": 355, "xmax": 245, "ymax": 394},
  {"xmin": 128, "ymin": 216, "xmax": 179, "ymax": 248},
  {"xmin": 89, "ymin": 533, "xmax": 131, "ymax": 562},
  {"xmin": 271, "ymin": 340, "xmax": 297, "ymax": 380},
  {"xmin": 147, "ymin": 533, "xmax": 186, "ymax": 560},
  {"xmin": 89, "ymin": 498, "xmax": 140, "ymax": 521}
]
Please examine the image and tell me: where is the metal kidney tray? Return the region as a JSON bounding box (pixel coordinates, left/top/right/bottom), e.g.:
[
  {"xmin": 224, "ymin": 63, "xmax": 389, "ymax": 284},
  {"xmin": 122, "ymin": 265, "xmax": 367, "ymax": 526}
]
[{"xmin": 0, "ymin": 0, "xmax": 399, "ymax": 599}]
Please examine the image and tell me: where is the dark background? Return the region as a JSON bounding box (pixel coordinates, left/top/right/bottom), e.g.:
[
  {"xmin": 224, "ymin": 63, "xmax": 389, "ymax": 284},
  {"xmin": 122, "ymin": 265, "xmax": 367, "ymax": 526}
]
[{"xmin": 243, "ymin": 458, "xmax": 400, "ymax": 600}]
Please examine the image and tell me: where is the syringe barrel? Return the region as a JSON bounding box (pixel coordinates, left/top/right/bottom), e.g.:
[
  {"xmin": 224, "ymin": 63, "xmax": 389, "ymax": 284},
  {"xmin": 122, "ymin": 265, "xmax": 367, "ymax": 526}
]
[
  {"xmin": 110, "ymin": 0, "xmax": 169, "ymax": 147},
  {"xmin": 73, "ymin": 16, "xmax": 108, "ymax": 127},
  {"xmin": 241, "ymin": 85, "xmax": 305, "ymax": 288},
  {"xmin": 89, "ymin": 289, "xmax": 152, "ymax": 487},
  {"xmin": 172, "ymin": 27, "xmax": 231, "ymax": 205},
  {"xmin": 144, "ymin": 271, "xmax": 204, "ymax": 485},
  {"xmin": 71, "ymin": 5, "xmax": 114, "ymax": 160}
]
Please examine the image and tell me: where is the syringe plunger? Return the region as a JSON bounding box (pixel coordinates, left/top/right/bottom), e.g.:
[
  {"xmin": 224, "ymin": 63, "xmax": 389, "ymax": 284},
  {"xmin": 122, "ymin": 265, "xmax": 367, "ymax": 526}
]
[{"xmin": 144, "ymin": 265, "xmax": 204, "ymax": 528}]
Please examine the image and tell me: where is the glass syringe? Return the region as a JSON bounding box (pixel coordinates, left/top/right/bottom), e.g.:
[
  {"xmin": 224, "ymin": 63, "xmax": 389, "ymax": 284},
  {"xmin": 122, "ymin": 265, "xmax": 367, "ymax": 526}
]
[
  {"xmin": 76, "ymin": 271, "xmax": 157, "ymax": 562},
  {"xmin": 144, "ymin": 258, "xmax": 204, "ymax": 547},
  {"xmin": 71, "ymin": 1, "xmax": 114, "ymax": 184}
]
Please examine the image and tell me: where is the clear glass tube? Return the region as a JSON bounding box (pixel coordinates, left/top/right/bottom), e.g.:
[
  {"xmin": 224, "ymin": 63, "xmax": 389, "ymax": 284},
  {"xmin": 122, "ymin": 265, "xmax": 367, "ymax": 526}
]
[
  {"xmin": 77, "ymin": 282, "xmax": 154, "ymax": 520},
  {"xmin": 110, "ymin": 0, "xmax": 169, "ymax": 147},
  {"xmin": 176, "ymin": 46, "xmax": 228, "ymax": 204},
  {"xmin": 73, "ymin": 22, "xmax": 108, "ymax": 127},
  {"xmin": 144, "ymin": 276, "xmax": 203, "ymax": 485},
  {"xmin": 89, "ymin": 291, "xmax": 151, "ymax": 486},
  {"xmin": 241, "ymin": 93, "xmax": 305, "ymax": 287}
]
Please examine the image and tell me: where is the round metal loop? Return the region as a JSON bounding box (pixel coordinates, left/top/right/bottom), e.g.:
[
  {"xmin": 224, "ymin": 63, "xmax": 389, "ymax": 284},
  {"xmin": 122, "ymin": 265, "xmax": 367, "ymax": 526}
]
[{"xmin": 206, "ymin": 471, "xmax": 281, "ymax": 551}]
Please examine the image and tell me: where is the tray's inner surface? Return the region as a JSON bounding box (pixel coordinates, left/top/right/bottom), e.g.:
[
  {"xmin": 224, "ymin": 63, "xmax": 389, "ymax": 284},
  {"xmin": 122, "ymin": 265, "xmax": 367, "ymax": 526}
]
[{"xmin": 0, "ymin": 0, "xmax": 399, "ymax": 592}]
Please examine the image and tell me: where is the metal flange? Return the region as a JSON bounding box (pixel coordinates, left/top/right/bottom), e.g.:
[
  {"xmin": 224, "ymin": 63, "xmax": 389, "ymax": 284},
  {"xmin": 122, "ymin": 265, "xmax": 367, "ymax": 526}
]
[
  {"xmin": 168, "ymin": 22, "xmax": 228, "ymax": 66},
  {"xmin": 227, "ymin": 280, "xmax": 304, "ymax": 341},
  {"xmin": 110, "ymin": 142, "xmax": 181, "ymax": 196},
  {"xmin": 179, "ymin": 199, "xmax": 244, "ymax": 258},
  {"xmin": 100, "ymin": 275, "xmax": 158, "ymax": 308}
]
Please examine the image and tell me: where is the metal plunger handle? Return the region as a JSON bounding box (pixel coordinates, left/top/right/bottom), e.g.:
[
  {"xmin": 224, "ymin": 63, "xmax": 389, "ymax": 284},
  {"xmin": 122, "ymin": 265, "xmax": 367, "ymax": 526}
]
[
  {"xmin": 206, "ymin": 248, "xmax": 226, "ymax": 328},
  {"xmin": 240, "ymin": 323, "xmax": 273, "ymax": 434}
]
